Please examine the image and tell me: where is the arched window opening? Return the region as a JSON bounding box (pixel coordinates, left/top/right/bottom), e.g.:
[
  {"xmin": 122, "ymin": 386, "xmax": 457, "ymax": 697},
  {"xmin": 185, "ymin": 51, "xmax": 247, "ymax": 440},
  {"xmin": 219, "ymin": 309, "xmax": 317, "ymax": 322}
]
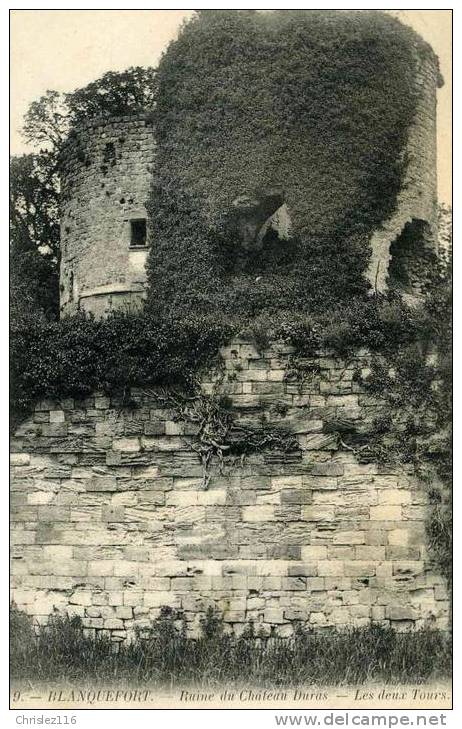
[
  {"xmin": 229, "ymin": 192, "xmax": 296, "ymax": 275},
  {"xmin": 257, "ymin": 203, "xmax": 292, "ymax": 246},
  {"xmin": 232, "ymin": 190, "xmax": 284, "ymax": 251}
]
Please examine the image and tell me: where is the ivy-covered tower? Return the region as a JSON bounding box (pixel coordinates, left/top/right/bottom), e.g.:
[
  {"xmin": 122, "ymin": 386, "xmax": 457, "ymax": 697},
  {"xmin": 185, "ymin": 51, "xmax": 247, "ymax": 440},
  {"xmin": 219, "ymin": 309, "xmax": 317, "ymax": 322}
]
[{"xmin": 58, "ymin": 14, "xmax": 442, "ymax": 318}]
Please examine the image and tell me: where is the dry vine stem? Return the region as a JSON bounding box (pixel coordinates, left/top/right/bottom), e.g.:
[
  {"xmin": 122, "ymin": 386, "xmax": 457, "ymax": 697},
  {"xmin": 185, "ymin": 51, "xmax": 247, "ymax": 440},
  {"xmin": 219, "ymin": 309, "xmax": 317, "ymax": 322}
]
[{"xmin": 140, "ymin": 384, "xmax": 299, "ymax": 489}]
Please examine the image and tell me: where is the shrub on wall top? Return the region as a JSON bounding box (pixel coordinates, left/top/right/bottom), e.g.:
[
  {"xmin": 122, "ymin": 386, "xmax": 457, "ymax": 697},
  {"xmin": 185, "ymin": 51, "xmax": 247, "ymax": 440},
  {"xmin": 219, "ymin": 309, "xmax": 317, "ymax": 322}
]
[{"xmin": 10, "ymin": 311, "xmax": 232, "ymax": 427}]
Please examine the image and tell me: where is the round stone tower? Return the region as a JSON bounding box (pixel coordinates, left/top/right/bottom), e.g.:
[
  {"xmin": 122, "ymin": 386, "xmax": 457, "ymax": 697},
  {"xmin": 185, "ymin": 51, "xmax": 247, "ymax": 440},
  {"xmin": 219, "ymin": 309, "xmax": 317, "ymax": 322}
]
[{"xmin": 59, "ymin": 114, "xmax": 156, "ymax": 317}]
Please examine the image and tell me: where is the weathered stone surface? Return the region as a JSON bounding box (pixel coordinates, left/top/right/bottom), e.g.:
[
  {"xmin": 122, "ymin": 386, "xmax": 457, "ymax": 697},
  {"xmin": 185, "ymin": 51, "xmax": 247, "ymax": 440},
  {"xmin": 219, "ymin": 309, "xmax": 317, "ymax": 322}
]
[
  {"xmin": 10, "ymin": 341, "xmax": 449, "ymax": 638},
  {"xmin": 385, "ymin": 606, "xmax": 418, "ymax": 621}
]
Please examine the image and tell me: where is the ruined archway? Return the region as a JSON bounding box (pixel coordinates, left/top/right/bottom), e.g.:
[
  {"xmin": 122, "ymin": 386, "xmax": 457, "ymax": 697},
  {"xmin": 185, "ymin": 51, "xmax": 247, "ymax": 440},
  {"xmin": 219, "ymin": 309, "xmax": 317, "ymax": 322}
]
[
  {"xmin": 388, "ymin": 219, "xmax": 434, "ymax": 297},
  {"xmin": 232, "ymin": 190, "xmax": 286, "ymax": 251},
  {"xmin": 228, "ymin": 191, "xmax": 296, "ymax": 277}
]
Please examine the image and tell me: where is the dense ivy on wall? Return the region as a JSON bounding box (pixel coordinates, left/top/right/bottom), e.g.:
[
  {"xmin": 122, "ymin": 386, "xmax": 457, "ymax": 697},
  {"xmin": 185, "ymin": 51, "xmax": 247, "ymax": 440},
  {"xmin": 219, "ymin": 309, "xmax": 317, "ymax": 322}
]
[
  {"xmin": 10, "ymin": 311, "xmax": 232, "ymax": 430},
  {"xmin": 146, "ymin": 10, "xmax": 435, "ymax": 318},
  {"xmin": 367, "ymin": 245, "xmax": 452, "ymax": 588}
]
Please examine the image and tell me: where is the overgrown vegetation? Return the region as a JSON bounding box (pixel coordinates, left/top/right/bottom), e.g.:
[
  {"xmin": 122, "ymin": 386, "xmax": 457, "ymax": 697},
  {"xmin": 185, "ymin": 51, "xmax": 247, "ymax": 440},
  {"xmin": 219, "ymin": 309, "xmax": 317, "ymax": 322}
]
[
  {"xmin": 22, "ymin": 67, "xmax": 157, "ymax": 154},
  {"xmin": 10, "ymin": 605, "xmax": 451, "ymax": 687},
  {"xmin": 242, "ymin": 295, "xmax": 420, "ymax": 358},
  {"xmin": 147, "ymin": 9, "xmax": 439, "ymax": 318},
  {"xmin": 10, "ymin": 310, "xmax": 231, "ymax": 429},
  {"xmin": 363, "ymin": 245, "xmax": 452, "ymax": 588}
]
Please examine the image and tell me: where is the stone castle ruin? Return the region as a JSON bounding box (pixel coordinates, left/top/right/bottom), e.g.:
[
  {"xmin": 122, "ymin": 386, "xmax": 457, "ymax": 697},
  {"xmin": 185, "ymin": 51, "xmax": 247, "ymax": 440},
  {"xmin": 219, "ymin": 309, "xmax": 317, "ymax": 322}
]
[
  {"xmin": 58, "ymin": 49, "xmax": 441, "ymax": 318},
  {"xmin": 10, "ymin": 29, "xmax": 449, "ymax": 641}
]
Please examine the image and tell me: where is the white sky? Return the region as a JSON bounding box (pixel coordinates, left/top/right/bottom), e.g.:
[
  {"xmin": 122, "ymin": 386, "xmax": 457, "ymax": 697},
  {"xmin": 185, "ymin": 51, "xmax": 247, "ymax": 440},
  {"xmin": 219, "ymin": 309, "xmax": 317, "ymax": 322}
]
[{"xmin": 10, "ymin": 9, "xmax": 451, "ymax": 202}]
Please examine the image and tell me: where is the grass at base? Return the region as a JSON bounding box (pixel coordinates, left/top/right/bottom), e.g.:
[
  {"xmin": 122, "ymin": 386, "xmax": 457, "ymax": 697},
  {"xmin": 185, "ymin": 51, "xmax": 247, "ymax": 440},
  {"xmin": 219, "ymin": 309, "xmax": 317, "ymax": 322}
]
[{"xmin": 10, "ymin": 605, "xmax": 451, "ymax": 688}]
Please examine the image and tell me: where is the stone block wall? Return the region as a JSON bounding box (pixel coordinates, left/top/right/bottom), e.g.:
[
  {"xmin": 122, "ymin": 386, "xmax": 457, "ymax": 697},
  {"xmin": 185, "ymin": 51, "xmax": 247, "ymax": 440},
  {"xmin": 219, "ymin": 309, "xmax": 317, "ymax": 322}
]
[
  {"xmin": 59, "ymin": 114, "xmax": 156, "ymax": 317},
  {"xmin": 10, "ymin": 341, "xmax": 449, "ymax": 640}
]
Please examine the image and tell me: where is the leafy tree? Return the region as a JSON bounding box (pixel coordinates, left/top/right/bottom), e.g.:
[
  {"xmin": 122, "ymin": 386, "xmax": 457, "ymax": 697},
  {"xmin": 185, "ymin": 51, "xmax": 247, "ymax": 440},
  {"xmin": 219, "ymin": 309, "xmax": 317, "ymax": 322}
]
[
  {"xmin": 22, "ymin": 89, "xmax": 69, "ymax": 157},
  {"xmin": 10, "ymin": 154, "xmax": 60, "ymax": 260},
  {"xmin": 10, "ymin": 153, "xmax": 60, "ymax": 320},
  {"xmin": 22, "ymin": 67, "xmax": 157, "ymax": 154},
  {"xmin": 66, "ymin": 67, "xmax": 157, "ymax": 127}
]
